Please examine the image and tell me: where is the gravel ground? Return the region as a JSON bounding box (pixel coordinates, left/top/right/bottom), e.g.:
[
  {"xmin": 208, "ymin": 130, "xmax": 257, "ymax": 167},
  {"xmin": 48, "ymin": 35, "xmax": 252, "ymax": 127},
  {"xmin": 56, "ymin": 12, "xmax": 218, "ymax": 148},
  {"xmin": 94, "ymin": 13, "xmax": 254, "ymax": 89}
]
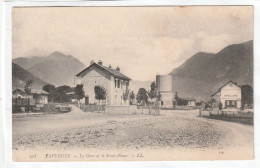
[
  {"xmin": 12, "ymin": 107, "xmax": 253, "ymax": 153},
  {"xmin": 13, "ymin": 115, "xmax": 224, "ymax": 151}
]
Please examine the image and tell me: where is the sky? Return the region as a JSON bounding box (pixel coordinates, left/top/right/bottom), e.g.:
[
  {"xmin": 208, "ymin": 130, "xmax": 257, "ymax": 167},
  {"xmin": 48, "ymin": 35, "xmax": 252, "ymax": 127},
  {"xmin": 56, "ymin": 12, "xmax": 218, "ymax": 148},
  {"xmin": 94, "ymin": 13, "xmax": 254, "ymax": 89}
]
[{"xmin": 12, "ymin": 6, "xmax": 253, "ymax": 81}]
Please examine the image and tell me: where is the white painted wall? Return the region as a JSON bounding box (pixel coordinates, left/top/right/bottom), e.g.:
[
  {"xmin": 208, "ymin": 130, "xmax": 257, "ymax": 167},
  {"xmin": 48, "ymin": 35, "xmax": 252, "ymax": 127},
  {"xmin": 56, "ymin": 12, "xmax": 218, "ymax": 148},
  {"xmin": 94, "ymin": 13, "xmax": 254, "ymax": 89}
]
[
  {"xmin": 76, "ymin": 66, "xmax": 130, "ymax": 105},
  {"xmin": 160, "ymin": 92, "xmax": 173, "ymax": 108},
  {"xmin": 157, "ymin": 75, "xmax": 172, "ymax": 92},
  {"xmin": 220, "ymin": 82, "xmax": 241, "ymax": 108}
]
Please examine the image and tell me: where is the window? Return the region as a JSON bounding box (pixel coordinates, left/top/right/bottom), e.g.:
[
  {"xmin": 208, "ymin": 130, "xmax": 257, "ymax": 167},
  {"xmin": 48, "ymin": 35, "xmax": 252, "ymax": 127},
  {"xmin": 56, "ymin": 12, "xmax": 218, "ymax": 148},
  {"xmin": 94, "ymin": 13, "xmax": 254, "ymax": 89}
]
[
  {"xmin": 161, "ymin": 101, "xmax": 164, "ymax": 105},
  {"xmin": 117, "ymin": 80, "xmax": 120, "ymax": 88},
  {"xmin": 114, "ymin": 79, "xmax": 116, "ymax": 88}
]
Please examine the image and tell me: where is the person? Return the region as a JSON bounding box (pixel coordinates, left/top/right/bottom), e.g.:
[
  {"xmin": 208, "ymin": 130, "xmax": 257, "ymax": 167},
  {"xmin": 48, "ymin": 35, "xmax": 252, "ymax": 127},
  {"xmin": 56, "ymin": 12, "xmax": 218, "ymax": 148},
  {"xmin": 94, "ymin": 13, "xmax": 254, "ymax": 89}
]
[
  {"xmin": 219, "ymin": 102, "xmax": 223, "ymax": 115},
  {"xmin": 219, "ymin": 102, "xmax": 223, "ymax": 110}
]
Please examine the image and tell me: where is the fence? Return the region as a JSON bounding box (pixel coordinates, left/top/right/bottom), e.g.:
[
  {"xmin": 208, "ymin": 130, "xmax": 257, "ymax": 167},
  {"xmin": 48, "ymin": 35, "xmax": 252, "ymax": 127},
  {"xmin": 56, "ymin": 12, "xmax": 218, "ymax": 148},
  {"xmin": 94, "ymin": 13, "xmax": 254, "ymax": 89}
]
[
  {"xmin": 200, "ymin": 108, "xmax": 254, "ymax": 125},
  {"xmin": 78, "ymin": 102, "xmax": 160, "ymax": 115},
  {"xmin": 12, "ymin": 98, "xmax": 35, "ymax": 107},
  {"xmin": 137, "ymin": 102, "xmax": 160, "ymax": 115},
  {"xmin": 79, "ymin": 104, "xmax": 106, "ymax": 113},
  {"xmin": 105, "ymin": 105, "xmax": 136, "ymax": 115},
  {"xmin": 160, "ymin": 105, "xmax": 202, "ymax": 110}
]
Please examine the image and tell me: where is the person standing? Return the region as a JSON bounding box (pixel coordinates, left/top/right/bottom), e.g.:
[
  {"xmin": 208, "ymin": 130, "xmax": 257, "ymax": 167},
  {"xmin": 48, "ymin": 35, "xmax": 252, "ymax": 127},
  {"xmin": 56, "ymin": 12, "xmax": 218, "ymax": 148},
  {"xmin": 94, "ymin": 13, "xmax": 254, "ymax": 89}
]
[{"xmin": 219, "ymin": 102, "xmax": 223, "ymax": 115}]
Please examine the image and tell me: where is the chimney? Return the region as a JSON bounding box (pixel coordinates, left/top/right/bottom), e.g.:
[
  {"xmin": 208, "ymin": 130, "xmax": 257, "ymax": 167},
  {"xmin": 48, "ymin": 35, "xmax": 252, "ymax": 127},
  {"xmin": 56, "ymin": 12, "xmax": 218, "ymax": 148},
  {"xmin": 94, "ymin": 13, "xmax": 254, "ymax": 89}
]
[
  {"xmin": 98, "ymin": 60, "xmax": 103, "ymax": 66},
  {"xmin": 116, "ymin": 66, "xmax": 120, "ymax": 72},
  {"xmin": 90, "ymin": 60, "xmax": 95, "ymax": 65},
  {"xmin": 109, "ymin": 64, "xmax": 112, "ymax": 68}
]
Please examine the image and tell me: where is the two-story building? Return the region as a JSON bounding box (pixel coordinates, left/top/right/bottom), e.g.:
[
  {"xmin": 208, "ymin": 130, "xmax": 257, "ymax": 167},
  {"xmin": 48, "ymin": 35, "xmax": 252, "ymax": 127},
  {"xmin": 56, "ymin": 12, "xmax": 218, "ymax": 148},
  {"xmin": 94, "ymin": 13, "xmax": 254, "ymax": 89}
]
[
  {"xmin": 211, "ymin": 81, "xmax": 241, "ymax": 109},
  {"xmin": 75, "ymin": 60, "xmax": 131, "ymax": 105}
]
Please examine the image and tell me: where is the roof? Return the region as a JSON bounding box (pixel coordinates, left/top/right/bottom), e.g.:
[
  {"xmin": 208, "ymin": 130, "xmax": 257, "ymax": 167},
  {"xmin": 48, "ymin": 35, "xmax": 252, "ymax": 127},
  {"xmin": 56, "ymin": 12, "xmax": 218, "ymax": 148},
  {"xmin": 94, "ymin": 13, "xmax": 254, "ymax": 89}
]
[
  {"xmin": 13, "ymin": 88, "xmax": 49, "ymax": 95},
  {"xmin": 211, "ymin": 90, "xmax": 220, "ymax": 97},
  {"xmin": 75, "ymin": 63, "xmax": 131, "ymax": 80},
  {"xmin": 211, "ymin": 80, "xmax": 241, "ymax": 97}
]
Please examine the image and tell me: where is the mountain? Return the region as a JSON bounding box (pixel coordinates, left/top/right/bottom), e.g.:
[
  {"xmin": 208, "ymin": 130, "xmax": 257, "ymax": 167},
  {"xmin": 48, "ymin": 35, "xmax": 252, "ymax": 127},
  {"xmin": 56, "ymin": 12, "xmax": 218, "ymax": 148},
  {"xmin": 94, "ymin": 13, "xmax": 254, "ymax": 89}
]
[
  {"xmin": 12, "ymin": 63, "xmax": 49, "ymax": 90},
  {"xmin": 13, "ymin": 51, "xmax": 86, "ymax": 86},
  {"xmin": 169, "ymin": 40, "xmax": 253, "ymax": 101}
]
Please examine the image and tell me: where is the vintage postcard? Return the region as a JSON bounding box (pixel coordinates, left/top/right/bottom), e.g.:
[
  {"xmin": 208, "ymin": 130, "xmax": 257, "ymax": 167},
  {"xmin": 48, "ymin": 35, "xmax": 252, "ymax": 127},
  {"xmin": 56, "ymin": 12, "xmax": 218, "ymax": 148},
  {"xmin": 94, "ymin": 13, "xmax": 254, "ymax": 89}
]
[{"xmin": 11, "ymin": 6, "xmax": 254, "ymax": 161}]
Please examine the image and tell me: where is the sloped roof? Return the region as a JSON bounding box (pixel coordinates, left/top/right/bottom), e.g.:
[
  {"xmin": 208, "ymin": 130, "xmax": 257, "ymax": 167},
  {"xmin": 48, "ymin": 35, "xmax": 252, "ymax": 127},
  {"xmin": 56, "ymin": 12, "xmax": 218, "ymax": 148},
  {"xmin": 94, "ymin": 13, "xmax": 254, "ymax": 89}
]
[
  {"xmin": 13, "ymin": 88, "xmax": 49, "ymax": 95},
  {"xmin": 211, "ymin": 90, "xmax": 220, "ymax": 97},
  {"xmin": 211, "ymin": 80, "xmax": 241, "ymax": 97},
  {"xmin": 75, "ymin": 63, "xmax": 131, "ymax": 80}
]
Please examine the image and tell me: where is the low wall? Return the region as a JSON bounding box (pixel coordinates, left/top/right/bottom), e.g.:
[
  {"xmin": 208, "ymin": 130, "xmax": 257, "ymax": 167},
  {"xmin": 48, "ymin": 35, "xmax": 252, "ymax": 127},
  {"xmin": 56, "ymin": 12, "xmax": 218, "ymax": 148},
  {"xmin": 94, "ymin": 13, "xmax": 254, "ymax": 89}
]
[
  {"xmin": 105, "ymin": 105, "xmax": 160, "ymax": 115},
  {"xmin": 105, "ymin": 105, "xmax": 137, "ymax": 115}
]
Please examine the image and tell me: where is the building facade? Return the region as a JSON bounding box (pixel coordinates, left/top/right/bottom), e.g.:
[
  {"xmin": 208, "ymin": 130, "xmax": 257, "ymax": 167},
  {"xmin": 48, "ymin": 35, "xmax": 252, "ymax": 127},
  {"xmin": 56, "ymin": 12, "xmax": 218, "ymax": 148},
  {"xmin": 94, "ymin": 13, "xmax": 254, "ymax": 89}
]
[
  {"xmin": 156, "ymin": 75, "xmax": 174, "ymax": 108},
  {"xmin": 75, "ymin": 60, "xmax": 131, "ymax": 105},
  {"xmin": 186, "ymin": 98, "xmax": 196, "ymax": 107},
  {"xmin": 12, "ymin": 88, "xmax": 49, "ymax": 105},
  {"xmin": 211, "ymin": 81, "xmax": 241, "ymax": 109}
]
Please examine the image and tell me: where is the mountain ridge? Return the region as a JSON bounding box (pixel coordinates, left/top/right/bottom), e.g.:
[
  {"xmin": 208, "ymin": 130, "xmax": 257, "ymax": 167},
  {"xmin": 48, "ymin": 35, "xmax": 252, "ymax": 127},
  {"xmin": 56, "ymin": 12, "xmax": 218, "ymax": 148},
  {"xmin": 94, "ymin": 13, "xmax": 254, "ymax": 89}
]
[
  {"xmin": 13, "ymin": 51, "xmax": 86, "ymax": 86},
  {"xmin": 12, "ymin": 62, "xmax": 49, "ymax": 90},
  {"xmin": 169, "ymin": 40, "xmax": 253, "ymax": 101}
]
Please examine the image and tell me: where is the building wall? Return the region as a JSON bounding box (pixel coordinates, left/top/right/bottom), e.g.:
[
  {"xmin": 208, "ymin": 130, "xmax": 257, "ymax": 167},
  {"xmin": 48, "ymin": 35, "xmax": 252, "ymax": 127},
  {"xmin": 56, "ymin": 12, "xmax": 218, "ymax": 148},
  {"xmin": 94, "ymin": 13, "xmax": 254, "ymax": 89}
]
[
  {"xmin": 188, "ymin": 101, "xmax": 196, "ymax": 107},
  {"xmin": 220, "ymin": 83, "xmax": 241, "ymax": 109},
  {"xmin": 77, "ymin": 66, "xmax": 112, "ymax": 105},
  {"xmin": 76, "ymin": 66, "xmax": 130, "ymax": 105},
  {"xmin": 160, "ymin": 92, "xmax": 173, "ymax": 108},
  {"xmin": 156, "ymin": 75, "xmax": 172, "ymax": 92},
  {"xmin": 34, "ymin": 95, "xmax": 48, "ymax": 104},
  {"xmin": 156, "ymin": 75, "xmax": 173, "ymax": 108},
  {"xmin": 110, "ymin": 76, "xmax": 129, "ymax": 105}
]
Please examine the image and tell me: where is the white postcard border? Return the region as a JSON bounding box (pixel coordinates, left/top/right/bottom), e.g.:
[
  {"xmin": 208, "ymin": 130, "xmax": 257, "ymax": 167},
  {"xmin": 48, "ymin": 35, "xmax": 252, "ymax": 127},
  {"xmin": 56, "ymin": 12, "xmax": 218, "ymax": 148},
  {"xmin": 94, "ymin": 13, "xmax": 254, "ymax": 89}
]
[{"xmin": 1, "ymin": 0, "xmax": 260, "ymax": 168}]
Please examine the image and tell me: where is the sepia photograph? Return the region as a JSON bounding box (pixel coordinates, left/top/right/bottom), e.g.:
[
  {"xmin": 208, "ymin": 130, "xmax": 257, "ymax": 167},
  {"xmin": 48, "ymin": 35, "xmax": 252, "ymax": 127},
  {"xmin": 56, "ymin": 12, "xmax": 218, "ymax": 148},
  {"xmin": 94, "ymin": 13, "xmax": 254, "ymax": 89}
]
[{"xmin": 11, "ymin": 6, "xmax": 254, "ymax": 161}]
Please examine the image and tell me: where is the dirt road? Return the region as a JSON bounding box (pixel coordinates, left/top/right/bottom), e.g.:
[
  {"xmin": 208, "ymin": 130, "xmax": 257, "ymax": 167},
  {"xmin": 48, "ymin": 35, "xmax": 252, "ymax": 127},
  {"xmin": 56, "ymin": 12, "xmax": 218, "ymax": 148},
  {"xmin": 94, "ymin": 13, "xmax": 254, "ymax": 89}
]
[{"xmin": 12, "ymin": 106, "xmax": 254, "ymax": 160}]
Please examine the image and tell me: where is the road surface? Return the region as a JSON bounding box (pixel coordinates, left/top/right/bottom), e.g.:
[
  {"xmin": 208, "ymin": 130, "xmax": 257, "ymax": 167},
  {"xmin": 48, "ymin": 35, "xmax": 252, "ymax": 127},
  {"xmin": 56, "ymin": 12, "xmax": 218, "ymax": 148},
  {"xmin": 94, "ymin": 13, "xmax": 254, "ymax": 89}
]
[{"xmin": 12, "ymin": 106, "xmax": 254, "ymax": 161}]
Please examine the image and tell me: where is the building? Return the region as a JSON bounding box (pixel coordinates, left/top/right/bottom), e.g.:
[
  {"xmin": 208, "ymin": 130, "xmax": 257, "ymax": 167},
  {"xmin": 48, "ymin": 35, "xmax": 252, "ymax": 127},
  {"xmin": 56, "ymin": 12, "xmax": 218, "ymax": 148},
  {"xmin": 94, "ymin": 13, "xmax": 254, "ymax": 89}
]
[
  {"xmin": 211, "ymin": 81, "xmax": 241, "ymax": 109},
  {"xmin": 75, "ymin": 60, "xmax": 131, "ymax": 105},
  {"xmin": 12, "ymin": 88, "xmax": 49, "ymax": 105},
  {"xmin": 186, "ymin": 98, "xmax": 196, "ymax": 107},
  {"xmin": 156, "ymin": 75, "xmax": 174, "ymax": 108}
]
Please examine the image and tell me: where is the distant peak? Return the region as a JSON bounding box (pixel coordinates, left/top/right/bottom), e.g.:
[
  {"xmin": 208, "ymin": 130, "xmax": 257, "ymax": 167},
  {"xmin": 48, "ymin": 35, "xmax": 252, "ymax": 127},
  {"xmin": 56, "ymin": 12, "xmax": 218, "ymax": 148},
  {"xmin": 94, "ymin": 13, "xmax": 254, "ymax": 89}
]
[
  {"xmin": 49, "ymin": 51, "xmax": 66, "ymax": 57},
  {"xmin": 194, "ymin": 52, "xmax": 214, "ymax": 56}
]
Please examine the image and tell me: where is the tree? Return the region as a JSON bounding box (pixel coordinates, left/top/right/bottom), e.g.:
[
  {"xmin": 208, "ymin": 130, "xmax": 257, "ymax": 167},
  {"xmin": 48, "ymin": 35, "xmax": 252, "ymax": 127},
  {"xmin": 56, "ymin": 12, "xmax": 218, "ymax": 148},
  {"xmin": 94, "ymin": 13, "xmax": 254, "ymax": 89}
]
[
  {"xmin": 53, "ymin": 85, "xmax": 72, "ymax": 103},
  {"xmin": 241, "ymin": 85, "xmax": 253, "ymax": 108},
  {"xmin": 43, "ymin": 84, "xmax": 56, "ymax": 102},
  {"xmin": 136, "ymin": 88, "xmax": 148, "ymax": 105},
  {"xmin": 24, "ymin": 79, "xmax": 33, "ymax": 112},
  {"xmin": 129, "ymin": 91, "xmax": 135, "ymax": 105},
  {"xmin": 74, "ymin": 84, "xmax": 85, "ymax": 100},
  {"xmin": 94, "ymin": 85, "xmax": 107, "ymax": 104},
  {"xmin": 208, "ymin": 98, "xmax": 216, "ymax": 108},
  {"xmin": 148, "ymin": 81, "xmax": 157, "ymax": 99},
  {"xmin": 24, "ymin": 79, "xmax": 33, "ymax": 95},
  {"xmin": 157, "ymin": 92, "xmax": 161, "ymax": 101},
  {"xmin": 148, "ymin": 81, "xmax": 161, "ymax": 101},
  {"xmin": 122, "ymin": 89, "xmax": 130, "ymax": 105}
]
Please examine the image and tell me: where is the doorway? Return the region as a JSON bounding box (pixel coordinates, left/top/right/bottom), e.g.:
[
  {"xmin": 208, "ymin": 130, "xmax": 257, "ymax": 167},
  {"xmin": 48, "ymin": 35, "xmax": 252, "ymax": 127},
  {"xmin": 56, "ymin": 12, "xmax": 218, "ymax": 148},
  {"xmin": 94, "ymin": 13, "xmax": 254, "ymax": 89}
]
[{"xmin": 85, "ymin": 96, "xmax": 89, "ymax": 105}]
